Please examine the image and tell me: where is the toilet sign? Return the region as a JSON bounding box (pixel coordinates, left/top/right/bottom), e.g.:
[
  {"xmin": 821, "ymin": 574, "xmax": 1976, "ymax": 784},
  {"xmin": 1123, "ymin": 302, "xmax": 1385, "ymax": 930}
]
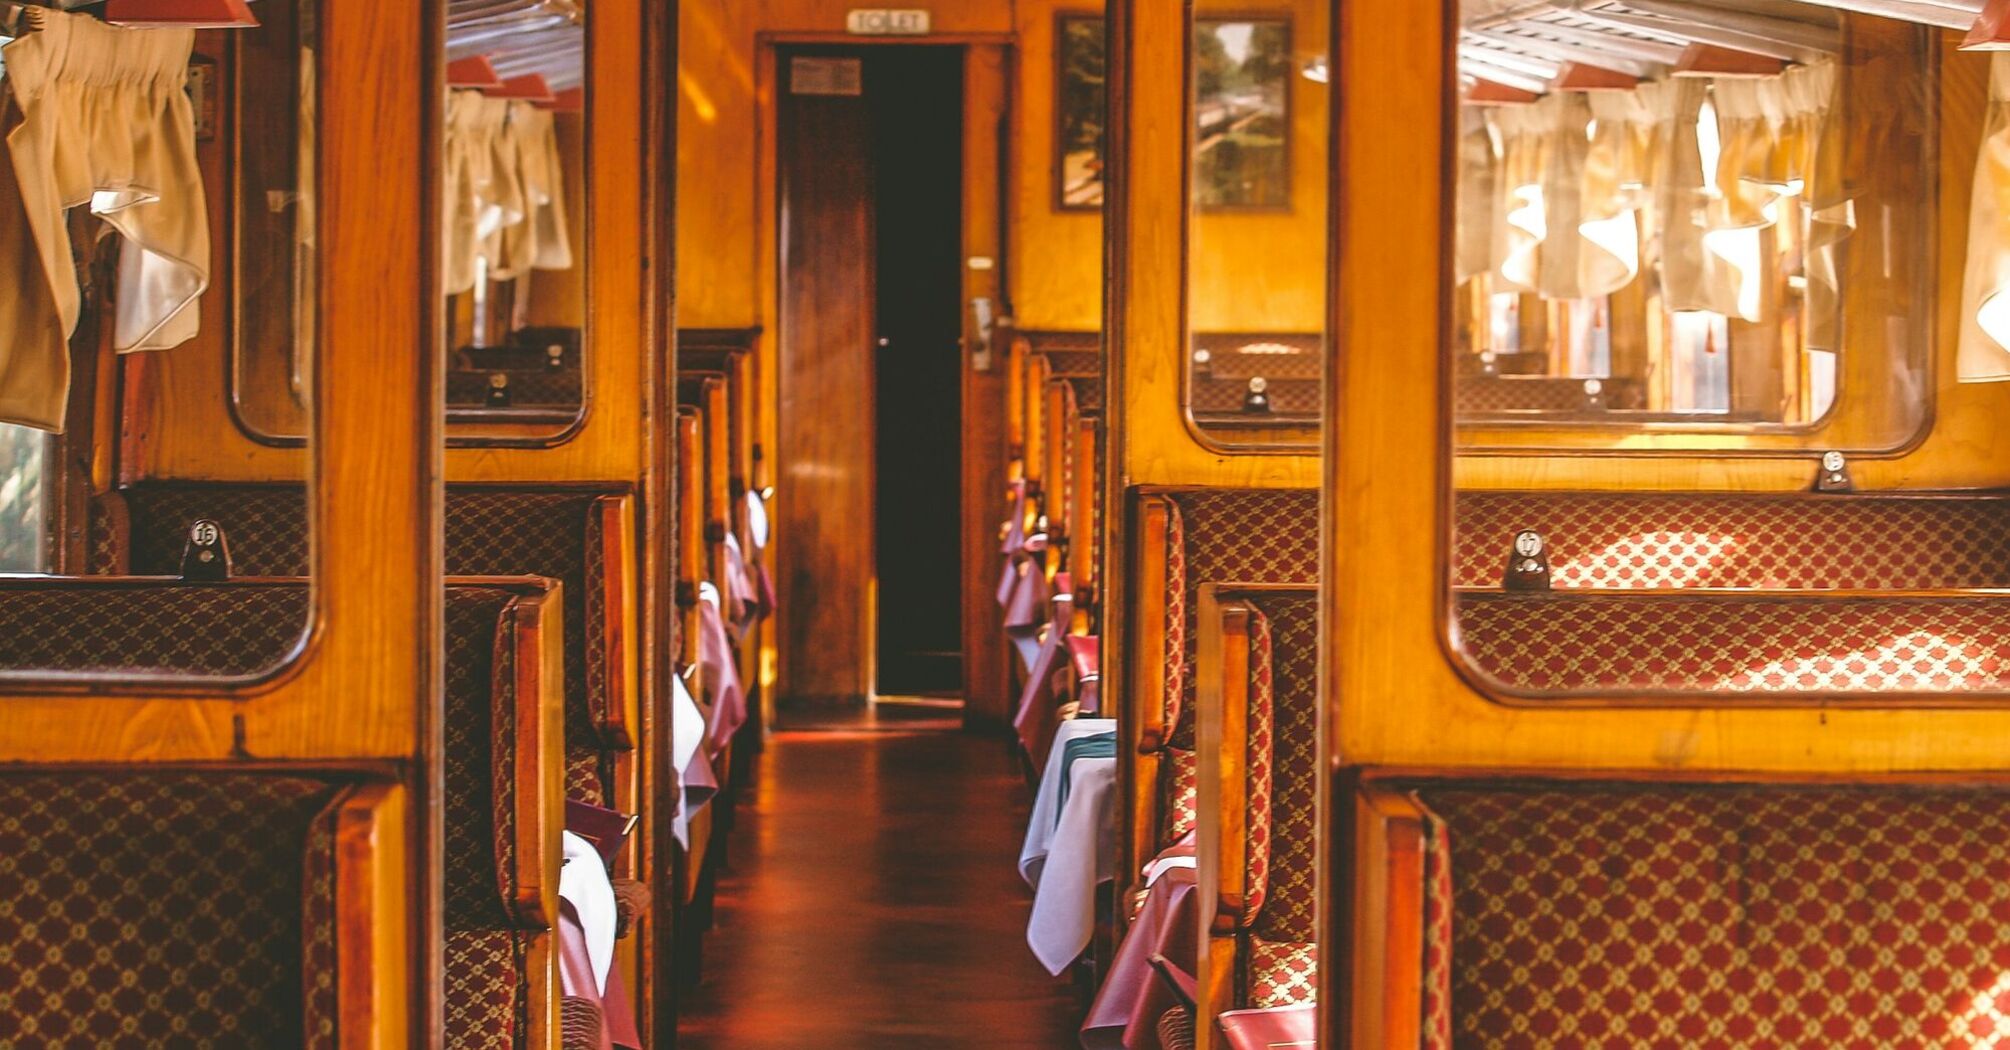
[{"xmin": 846, "ymin": 8, "xmax": 929, "ymax": 35}]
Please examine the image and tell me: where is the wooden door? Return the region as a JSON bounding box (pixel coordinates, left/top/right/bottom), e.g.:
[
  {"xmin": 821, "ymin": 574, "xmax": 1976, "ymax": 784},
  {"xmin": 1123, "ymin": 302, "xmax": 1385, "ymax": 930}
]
[{"xmin": 777, "ymin": 49, "xmax": 876, "ymax": 706}]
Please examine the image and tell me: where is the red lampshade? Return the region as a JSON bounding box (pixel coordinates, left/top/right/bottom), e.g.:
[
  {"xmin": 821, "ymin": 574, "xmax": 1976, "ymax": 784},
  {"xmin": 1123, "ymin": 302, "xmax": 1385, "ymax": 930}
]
[
  {"xmin": 486, "ymin": 74, "xmax": 556, "ymax": 104},
  {"xmin": 1964, "ymin": 0, "xmax": 2010, "ymax": 50},
  {"xmin": 1671, "ymin": 43, "xmax": 1785, "ymax": 78},
  {"xmin": 1466, "ymin": 78, "xmax": 1542, "ymax": 105},
  {"xmin": 1554, "ymin": 62, "xmax": 1640, "ymax": 91},
  {"xmin": 103, "ymin": 0, "xmax": 258, "ymax": 28},
  {"xmin": 447, "ymin": 55, "xmax": 504, "ymax": 89}
]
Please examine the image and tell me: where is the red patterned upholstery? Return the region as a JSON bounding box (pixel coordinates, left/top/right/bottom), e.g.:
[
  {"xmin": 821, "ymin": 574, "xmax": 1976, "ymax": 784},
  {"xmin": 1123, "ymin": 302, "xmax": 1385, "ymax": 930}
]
[
  {"xmin": 1035, "ymin": 348, "xmax": 1103, "ymax": 377},
  {"xmin": 1067, "ymin": 376, "xmax": 1104, "ymax": 419},
  {"xmin": 0, "ymin": 584, "xmax": 307, "ymax": 676},
  {"xmin": 1416, "ymin": 784, "xmax": 2010, "ymax": 1049},
  {"xmin": 1226, "ymin": 594, "xmax": 1320, "ymax": 1010},
  {"xmin": 1150, "ymin": 490, "xmax": 1319, "ymax": 853},
  {"xmin": 87, "ymin": 490, "xmax": 128, "ymax": 573},
  {"xmin": 444, "ymin": 587, "xmax": 532, "ymax": 1049},
  {"xmin": 1454, "ymin": 375, "xmax": 1645, "ymax": 413},
  {"xmin": 1457, "ymin": 592, "xmax": 2010, "ymax": 695},
  {"xmin": 446, "ymin": 929, "xmax": 523, "ymax": 1050},
  {"xmin": 90, "ymin": 483, "xmax": 628, "ymax": 803},
  {"xmin": 1191, "ymin": 375, "xmax": 1320, "ymax": 416},
  {"xmin": 445, "ymin": 489, "xmax": 620, "ymax": 805},
  {"xmin": 1164, "ymin": 491, "xmax": 1320, "ymax": 743},
  {"xmin": 1247, "ymin": 938, "xmax": 1319, "ymax": 1011},
  {"xmin": 1421, "ymin": 816, "xmax": 1454, "ymax": 1050},
  {"xmin": 0, "ymin": 771, "xmax": 345, "ymax": 1047},
  {"xmin": 447, "ymin": 367, "xmax": 583, "ymax": 407},
  {"xmin": 1243, "ymin": 596, "xmax": 1318, "ymax": 980},
  {"xmin": 1453, "ymin": 491, "xmax": 2010, "ymax": 590},
  {"xmin": 302, "ymin": 787, "xmax": 340, "ymax": 1050},
  {"xmin": 1167, "ymin": 747, "xmax": 1198, "ymax": 843}
]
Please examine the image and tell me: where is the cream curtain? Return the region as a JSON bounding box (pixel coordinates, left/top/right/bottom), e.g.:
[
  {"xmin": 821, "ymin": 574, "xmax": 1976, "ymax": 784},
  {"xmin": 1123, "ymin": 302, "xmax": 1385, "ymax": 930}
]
[
  {"xmin": 1959, "ymin": 53, "xmax": 2010, "ymax": 381},
  {"xmin": 1483, "ymin": 91, "xmax": 1648, "ymax": 302},
  {"xmin": 1488, "ymin": 101, "xmax": 1549, "ymax": 294},
  {"xmin": 498, "ymin": 104, "xmax": 571, "ymax": 278},
  {"xmin": 1455, "ymin": 106, "xmax": 1496, "ymax": 286},
  {"xmin": 1655, "ymin": 77, "xmax": 1751, "ymax": 319},
  {"xmin": 0, "ymin": 10, "xmax": 208, "ymax": 432},
  {"xmin": 444, "ymin": 89, "xmax": 573, "ymax": 295}
]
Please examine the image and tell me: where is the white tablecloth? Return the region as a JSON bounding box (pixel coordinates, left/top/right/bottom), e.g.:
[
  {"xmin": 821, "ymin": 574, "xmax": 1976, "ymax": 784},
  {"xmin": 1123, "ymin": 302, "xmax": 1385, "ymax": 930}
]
[
  {"xmin": 1020, "ymin": 718, "xmax": 1118, "ymax": 886},
  {"xmin": 1025, "ymin": 753, "xmax": 1118, "ymax": 975}
]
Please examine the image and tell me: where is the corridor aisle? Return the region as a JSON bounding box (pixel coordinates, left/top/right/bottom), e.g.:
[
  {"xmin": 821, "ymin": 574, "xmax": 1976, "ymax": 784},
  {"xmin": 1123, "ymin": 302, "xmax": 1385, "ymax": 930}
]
[{"xmin": 677, "ymin": 708, "xmax": 1084, "ymax": 1048}]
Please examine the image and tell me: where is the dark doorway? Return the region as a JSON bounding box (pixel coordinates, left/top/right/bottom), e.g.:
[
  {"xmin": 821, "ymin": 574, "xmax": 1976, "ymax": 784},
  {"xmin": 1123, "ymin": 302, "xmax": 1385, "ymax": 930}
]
[
  {"xmin": 776, "ymin": 45, "xmax": 965, "ymax": 703},
  {"xmin": 869, "ymin": 47, "xmax": 964, "ymax": 696}
]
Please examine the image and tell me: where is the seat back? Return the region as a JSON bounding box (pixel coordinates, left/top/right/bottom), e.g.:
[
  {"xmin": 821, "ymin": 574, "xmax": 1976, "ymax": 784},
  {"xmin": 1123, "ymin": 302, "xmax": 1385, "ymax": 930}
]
[
  {"xmin": 89, "ymin": 483, "xmax": 634, "ymax": 805},
  {"xmin": 1128, "ymin": 489, "xmax": 1319, "ymax": 881},
  {"xmin": 1454, "ymin": 490, "xmax": 2010, "ymax": 590},
  {"xmin": 1196, "ymin": 586, "xmax": 1320, "ymax": 1024},
  {"xmin": 442, "ymin": 581, "xmax": 565, "ymax": 1050},
  {"xmin": 1414, "ymin": 783, "xmax": 2010, "ymax": 1049},
  {"xmin": 0, "ymin": 581, "xmax": 405, "ymax": 1048},
  {"xmin": 0, "ymin": 769, "xmax": 348, "ymax": 1048}
]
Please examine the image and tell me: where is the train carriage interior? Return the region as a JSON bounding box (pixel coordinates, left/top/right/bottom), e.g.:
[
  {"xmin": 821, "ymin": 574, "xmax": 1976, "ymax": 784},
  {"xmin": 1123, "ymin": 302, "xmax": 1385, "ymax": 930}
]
[{"xmin": 10, "ymin": 0, "xmax": 2010, "ymax": 1047}]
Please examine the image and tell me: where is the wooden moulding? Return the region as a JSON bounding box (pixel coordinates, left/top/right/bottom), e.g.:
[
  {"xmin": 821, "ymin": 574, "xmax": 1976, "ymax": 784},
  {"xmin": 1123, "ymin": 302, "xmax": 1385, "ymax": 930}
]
[
  {"xmin": 334, "ymin": 781, "xmax": 411, "ymax": 1047},
  {"xmin": 1341, "ymin": 785, "xmax": 1429, "ymax": 1050},
  {"xmin": 1193, "ymin": 586, "xmax": 1253, "ymax": 1050},
  {"xmin": 676, "ymin": 410, "xmax": 705, "ymax": 677},
  {"xmin": 511, "ymin": 581, "xmax": 566, "ymax": 1050},
  {"xmin": 595, "ymin": 494, "xmax": 640, "ymax": 752},
  {"xmin": 1122, "ymin": 494, "xmax": 1175, "ymax": 898}
]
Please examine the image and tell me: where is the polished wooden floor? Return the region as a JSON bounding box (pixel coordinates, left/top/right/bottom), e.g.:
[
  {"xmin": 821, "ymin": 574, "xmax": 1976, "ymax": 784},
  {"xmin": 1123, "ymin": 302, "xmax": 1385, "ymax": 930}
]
[{"xmin": 676, "ymin": 704, "xmax": 1083, "ymax": 1048}]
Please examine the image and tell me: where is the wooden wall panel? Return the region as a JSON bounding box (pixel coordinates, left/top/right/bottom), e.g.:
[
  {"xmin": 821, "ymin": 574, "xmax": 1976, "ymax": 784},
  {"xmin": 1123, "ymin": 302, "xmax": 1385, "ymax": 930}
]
[{"xmin": 963, "ymin": 44, "xmax": 1013, "ymax": 728}]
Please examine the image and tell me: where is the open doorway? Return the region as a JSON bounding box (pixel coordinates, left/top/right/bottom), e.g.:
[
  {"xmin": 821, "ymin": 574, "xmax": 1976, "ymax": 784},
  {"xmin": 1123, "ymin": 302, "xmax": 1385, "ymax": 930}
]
[{"xmin": 777, "ymin": 45, "xmax": 966, "ymax": 706}]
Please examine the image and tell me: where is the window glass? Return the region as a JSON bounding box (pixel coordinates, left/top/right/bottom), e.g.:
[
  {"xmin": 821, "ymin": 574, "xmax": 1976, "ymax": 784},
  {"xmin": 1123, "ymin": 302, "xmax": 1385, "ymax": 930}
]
[
  {"xmin": 0, "ymin": 5, "xmax": 317, "ymax": 682},
  {"xmin": 1445, "ymin": 8, "xmax": 2003, "ymax": 703},
  {"xmin": 1450, "ymin": 3, "xmax": 1932, "ymax": 451},
  {"xmin": 1184, "ymin": 6, "xmax": 1327, "ymax": 449},
  {"xmin": 229, "ymin": 0, "xmax": 319, "ymax": 441},
  {"xmin": 440, "ymin": 0, "xmax": 589, "ymax": 438},
  {"xmin": 0, "ymin": 425, "xmax": 43, "ymax": 573}
]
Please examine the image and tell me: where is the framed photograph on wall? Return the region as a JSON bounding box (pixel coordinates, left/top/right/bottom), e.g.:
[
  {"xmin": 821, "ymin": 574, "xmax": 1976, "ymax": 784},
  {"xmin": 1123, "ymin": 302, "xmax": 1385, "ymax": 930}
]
[
  {"xmin": 1055, "ymin": 13, "xmax": 1106, "ymax": 210},
  {"xmin": 1193, "ymin": 17, "xmax": 1290, "ymax": 210}
]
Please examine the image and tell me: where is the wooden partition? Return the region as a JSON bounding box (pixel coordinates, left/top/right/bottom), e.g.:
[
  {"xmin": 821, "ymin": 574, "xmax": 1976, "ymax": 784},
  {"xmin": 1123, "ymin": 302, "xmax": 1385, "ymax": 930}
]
[
  {"xmin": 0, "ymin": 0, "xmax": 435, "ymax": 1038},
  {"xmin": 1325, "ymin": 3, "xmax": 2010, "ymax": 1042}
]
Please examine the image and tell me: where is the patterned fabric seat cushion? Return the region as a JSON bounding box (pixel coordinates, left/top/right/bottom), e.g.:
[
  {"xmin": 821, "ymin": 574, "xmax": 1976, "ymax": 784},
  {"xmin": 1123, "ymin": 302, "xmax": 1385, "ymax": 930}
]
[
  {"xmin": 1457, "ymin": 592, "xmax": 2010, "ymax": 695},
  {"xmin": 1241, "ymin": 594, "xmax": 1319, "ymax": 1008},
  {"xmin": 0, "ymin": 584, "xmax": 307, "ymax": 676},
  {"xmin": 1190, "ymin": 376, "xmax": 1320, "ymax": 416},
  {"xmin": 1455, "ymin": 376, "xmax": 1646, "ymax": 413},
  {"xmin": 1454, "ymin": 491, "xmax": 2010, "ymax": 590},
  {"xmin": 444, "ymin": 588, "xmax": 531, "ymax": 1049},
  {"xmin": 93, "ymin": 483, "xmax": 622, "ymax": 803},
  {"xmin": 0, "ymin": 771, "xmax": 344, "ymax": 1048},
  {"xmin": 1417, "ymin": 784, "xmax": 2010, "ymax": 1049},
  {"xmin": 1156, "ymin": 490, "xmax": 1319, "ymax": 849},
  {"xmin": 447, "ymin": 367, "xmax": 583, "ymax": 407}
]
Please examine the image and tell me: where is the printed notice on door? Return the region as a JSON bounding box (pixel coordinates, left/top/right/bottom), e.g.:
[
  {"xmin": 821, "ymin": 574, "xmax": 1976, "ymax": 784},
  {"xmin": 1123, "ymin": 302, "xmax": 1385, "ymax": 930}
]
[{"xmin": 790, "ymin": 57, "xmax": 864, "ymax": 96}]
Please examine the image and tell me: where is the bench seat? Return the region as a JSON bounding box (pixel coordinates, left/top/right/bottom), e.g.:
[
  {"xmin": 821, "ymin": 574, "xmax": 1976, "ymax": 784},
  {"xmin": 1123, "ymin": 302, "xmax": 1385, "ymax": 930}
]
[{"xmin": 1413, "ymin": 783, "xmax": 2010, "ymax": 1049}]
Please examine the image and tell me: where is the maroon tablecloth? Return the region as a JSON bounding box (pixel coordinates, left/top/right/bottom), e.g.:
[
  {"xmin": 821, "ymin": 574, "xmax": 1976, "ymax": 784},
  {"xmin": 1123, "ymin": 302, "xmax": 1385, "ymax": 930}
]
[{"xmin": 1081, "ymin": 866, "xmax": 1198, "ymax": 1050}]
